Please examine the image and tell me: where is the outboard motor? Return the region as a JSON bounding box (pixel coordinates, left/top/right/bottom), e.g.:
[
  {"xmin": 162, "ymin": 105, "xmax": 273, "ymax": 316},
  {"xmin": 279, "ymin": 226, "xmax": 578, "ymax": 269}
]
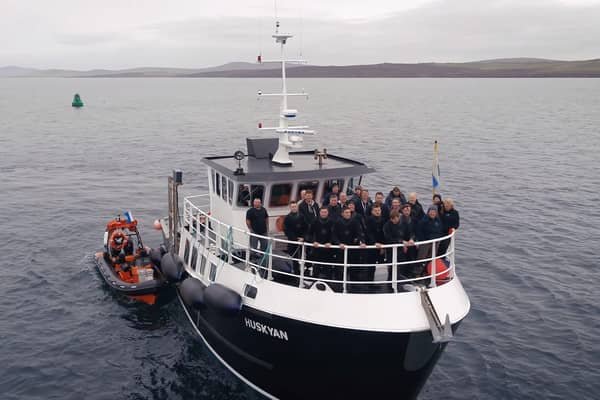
[
  {"xmin": 160, "ymin": 252, "xmax": 185, "ymax": 283},
  {"xmin": 179, "ymin": 278, "xmax": 206, "ymax": 310},
  {"xmin": 204, "ymin": 283, "xmax": 242, "ymax": 316}
]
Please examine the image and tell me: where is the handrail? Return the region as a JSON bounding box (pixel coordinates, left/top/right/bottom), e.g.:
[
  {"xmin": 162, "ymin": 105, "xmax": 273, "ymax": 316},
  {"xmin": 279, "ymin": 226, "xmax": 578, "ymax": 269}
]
[{"xmin": 183, "ymin": 195, "xmax": 457, "ymax": 293}]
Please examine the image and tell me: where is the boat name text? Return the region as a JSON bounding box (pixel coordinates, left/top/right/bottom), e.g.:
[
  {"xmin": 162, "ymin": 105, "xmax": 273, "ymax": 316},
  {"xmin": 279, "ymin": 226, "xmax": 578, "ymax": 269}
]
[{"xmin": 244, "ymin": 318, "xmax": 289, "ymax": 341}]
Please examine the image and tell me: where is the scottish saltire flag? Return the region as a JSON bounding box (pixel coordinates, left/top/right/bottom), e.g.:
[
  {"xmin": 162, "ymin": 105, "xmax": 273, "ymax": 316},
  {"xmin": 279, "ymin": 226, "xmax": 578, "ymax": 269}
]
[
  {"xmin": 432, "ymin": 141, "xmax": 440, "ymax": 194},
  {"xmin": 124, "ymin": 210, "xmax": 134, "ymax": 223}
]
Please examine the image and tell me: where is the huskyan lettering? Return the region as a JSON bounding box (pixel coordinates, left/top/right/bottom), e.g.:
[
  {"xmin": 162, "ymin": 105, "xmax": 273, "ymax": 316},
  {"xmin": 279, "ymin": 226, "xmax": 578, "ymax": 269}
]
[{"xmin": 245, "ymin": 318, "xmax": 289, "ymax": 341}]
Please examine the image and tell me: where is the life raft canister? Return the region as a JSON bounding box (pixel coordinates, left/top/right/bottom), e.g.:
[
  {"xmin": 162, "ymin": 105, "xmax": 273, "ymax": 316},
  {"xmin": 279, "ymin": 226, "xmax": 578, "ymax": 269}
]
[
  {"xmin": 109, "ymin": 230, "xmax": 128, "ymax": 252},
  {"xmin": 426, "ymin": 258, "xmax": 451, "ymax": 285}
]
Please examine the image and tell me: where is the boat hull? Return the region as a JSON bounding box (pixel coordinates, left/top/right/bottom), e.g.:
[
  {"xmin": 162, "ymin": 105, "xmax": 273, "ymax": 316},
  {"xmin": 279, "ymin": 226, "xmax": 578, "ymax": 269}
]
[
  {"xmin": 95, "ymin": 253, "xmax": 165, "ymax": 297},
  {"xmin": 178, "ymin": 288, "xmax": 459, "ymax": 400}
]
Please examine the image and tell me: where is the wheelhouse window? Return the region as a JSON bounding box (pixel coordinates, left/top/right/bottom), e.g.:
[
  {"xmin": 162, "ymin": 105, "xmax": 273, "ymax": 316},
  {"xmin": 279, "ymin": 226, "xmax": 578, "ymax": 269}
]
[
  {"xmin": 221, "ymin": 175, "xmax": 227, "ymax": 201},
  {"xmin": 191, "ymin": 246, "xmax": 198, "ymax": 270},
  {"xmin": 250, "ymin": 185, "xmax": 264, "ymax": 203},
  {"xmin": 237, "ymin": 184, "xmax": 250, "ymax": 207},
  {"xmin": 269, "ymin": 183, "xmax": 292, "ymax": 207},
  {"xmin": 347, "ymin": 176, "xmax": 360, "ymax": 195},
  {"xmin": 228, "ymin": 180, "xmax": 234, "ymax": 205},
  {"xmin": 215, "ymin": 172, "xmax": 221, "ymax": 196},
  {"xmin": 297, "ymin": 180, "xmax": 320, "ymax": 201}
]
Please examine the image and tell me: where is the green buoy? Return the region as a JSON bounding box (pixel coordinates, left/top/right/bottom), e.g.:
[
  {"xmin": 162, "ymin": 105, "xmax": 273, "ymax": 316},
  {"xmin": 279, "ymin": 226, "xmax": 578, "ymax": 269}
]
[{"xmin": 72, "ymin": 93, "xmax": 84, "ymax": 108}]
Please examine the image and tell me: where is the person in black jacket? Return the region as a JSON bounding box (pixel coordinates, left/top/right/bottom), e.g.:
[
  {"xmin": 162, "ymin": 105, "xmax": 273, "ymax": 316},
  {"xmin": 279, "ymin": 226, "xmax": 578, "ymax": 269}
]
[
  {"xmin": 407, "ymin": 192, "xmax": 425, "ymax": 222},
  {"xmin": 439, "ymin": 198, "xmax": 460, "ymax": 256},
  {"xmin": 298, "ymin": 190, "xmax": 320, "ymax": 226},
  {"xmin": 416, "ymin": 205, "xmax": 445, "ymax": 277},
  {"xmin": 365, "ymin": 203, "xmax": 386, "ymax": 285},
  {"xmin": 333, "ymin": 206, "xmax": 366, "ymax": 291},
  {"xmin": 326, "ymin": 194, "xmax": 342, "ymax": 222},
  {"xmin": 367, "ymin": 192, "xmax": 390, "ymax": 221},
  {"xmin": 383, "ymin": 210, "xmax": 404, "ymax": 290},
  {"xmin": 355, "ymin": 189, "xmax": 372, "ymax": 216},
  {"xmin": 308, "ymin": 208, "xmax": 335, "ymax": 281},
  {"xmin": 399, "ymin": 203, "xmax": 418, "ymax": 278},
  {"xmin": 283, "ymin": 201, "xmax": 308, "ymax": 274},
  {"xmin": 246, "ymin": 198, "xmax": 269, "ymax": 257}
]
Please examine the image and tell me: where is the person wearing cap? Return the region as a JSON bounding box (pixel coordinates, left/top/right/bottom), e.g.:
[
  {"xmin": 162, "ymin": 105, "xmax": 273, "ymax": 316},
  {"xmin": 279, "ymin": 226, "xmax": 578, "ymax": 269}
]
[
  {"xmin": 385, "ymin": 186, "xmax": 407, "ymax": 208},
  {"xmin": 416, "ymin": 205, "xmax": 445, "ymax": 277}
]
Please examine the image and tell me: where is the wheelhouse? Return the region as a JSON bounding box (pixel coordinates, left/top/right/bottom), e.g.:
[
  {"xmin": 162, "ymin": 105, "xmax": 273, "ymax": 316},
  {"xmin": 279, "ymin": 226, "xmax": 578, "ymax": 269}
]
[{"xmin": 203, "ymin": 138, "xmax": 374, "ymax": 240}]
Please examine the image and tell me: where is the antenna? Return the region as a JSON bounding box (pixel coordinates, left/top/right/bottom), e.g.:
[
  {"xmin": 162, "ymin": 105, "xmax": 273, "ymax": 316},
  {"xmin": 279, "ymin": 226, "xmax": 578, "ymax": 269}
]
[{"xmin": 256, "ymin": 21, "xmax": 314, "ymax": 166}]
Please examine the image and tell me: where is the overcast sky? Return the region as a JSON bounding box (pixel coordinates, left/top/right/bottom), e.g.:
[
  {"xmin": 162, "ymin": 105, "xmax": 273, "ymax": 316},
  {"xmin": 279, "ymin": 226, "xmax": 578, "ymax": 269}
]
[{"xmin": 2, "ymin": 0, "xmax": 600, "ymax": 69}]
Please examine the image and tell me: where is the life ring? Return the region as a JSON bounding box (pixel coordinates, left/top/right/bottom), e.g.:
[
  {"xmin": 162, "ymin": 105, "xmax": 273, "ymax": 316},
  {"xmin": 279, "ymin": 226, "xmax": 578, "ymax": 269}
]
[
  {"xmin": 276, "ymin": 216, "xmax": 285, "ymax": 232},
  {"xmin": 109, "ymin": 230, "xmax": 129, "ymax": 252}
]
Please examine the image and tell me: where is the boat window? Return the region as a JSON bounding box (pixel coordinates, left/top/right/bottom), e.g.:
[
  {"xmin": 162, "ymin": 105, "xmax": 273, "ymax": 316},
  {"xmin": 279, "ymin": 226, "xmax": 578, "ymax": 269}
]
[
  {"xmin": 323, "ymin": 179, "xmax": 344, "ymax": 201},
  {"xmin": 250, "ymin": 185, "xmax": 264, "ymax": 203},
  {"xmin": 221, "ymin": 175, "xmax": 227, "ymax": 201},
  {"xmin": 191, "ymin": 246, "xmax": 198, "ymax": 270},
  {"xmin": 209, "ymin": 263, "xmax": 217, "ymax": 281},
  {"xmin": 228, "ymin": 180, "xmax": 234, "ymax": 205},
  {"xmin": 184, "ymin": 239, "xmax": 191, "ymax": 264},
  {"xmin": 215, "ymin": 172, "xmax": 221, "ymax": 196},
  {"xmin": 211, "ymin": 170, "xmax": 217, "ymax": 194},
  {"xmin": 237, "ymin": 184, "xmax": 251, "ymax": 207},
  {"xmin": 347, "ymin": 177, "xmax": 359, "ymax": 195},
  {"xmin": 297, "ymin": 180, "xmax": 320, "ymax": 201},
  {"xmin": 199, "ymin": 254, "xmax": 207, "ymax": 274},
  {"xmin": 269, "ymin": 183, "xmax": 292, "ymax": 207}
]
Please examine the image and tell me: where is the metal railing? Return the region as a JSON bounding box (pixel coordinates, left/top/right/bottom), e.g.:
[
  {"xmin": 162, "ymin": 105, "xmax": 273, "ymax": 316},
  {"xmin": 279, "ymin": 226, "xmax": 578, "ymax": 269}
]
[{"xmin": 182, "ymin": 195, "xmax": 457, "ymax": 293}]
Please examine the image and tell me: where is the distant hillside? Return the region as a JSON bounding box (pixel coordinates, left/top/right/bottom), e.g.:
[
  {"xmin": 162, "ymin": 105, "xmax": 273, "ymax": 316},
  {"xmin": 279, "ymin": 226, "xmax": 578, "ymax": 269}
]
[
  {"xmin": 2, "ymin": 58, "xmax": 600, "ymax": 78},
  {"xmin": 187, "ymin": 58, "xmax": 600, "ymax": 78}
]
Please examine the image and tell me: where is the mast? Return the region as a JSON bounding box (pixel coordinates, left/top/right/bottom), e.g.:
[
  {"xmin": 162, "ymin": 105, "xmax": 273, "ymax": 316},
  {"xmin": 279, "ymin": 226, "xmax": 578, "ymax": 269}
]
[{"xmin": 257, "ymin": 21, "xmax": 314, "ymax": 166}]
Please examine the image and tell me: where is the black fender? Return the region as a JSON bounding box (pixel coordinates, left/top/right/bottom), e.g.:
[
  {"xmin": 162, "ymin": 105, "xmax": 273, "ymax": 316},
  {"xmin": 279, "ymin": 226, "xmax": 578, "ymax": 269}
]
[
  {"xmin": 179, "ymin": 278, "xmax": 206, "ymax": 310},
  {"xmin": 160, "ymin": 252, "xmax": 185, "ymax": 283},
  {"xmin": 203, "ymin": 283, "xmax": 242, "ymax": 316}
]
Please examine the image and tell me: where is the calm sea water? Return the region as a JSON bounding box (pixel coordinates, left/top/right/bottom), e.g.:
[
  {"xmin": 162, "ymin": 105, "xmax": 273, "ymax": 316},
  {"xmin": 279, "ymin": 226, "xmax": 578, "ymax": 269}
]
[{"xmin": 1, "ymin": 77, "xmax": 599, "ymax": 400}]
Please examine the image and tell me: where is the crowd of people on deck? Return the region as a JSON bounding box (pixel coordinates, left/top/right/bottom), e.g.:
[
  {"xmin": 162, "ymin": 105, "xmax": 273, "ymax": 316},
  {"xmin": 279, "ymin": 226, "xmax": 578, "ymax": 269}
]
[{"xmin": 245, "ymin": 184, "xmax": 460, "ymax": 291}]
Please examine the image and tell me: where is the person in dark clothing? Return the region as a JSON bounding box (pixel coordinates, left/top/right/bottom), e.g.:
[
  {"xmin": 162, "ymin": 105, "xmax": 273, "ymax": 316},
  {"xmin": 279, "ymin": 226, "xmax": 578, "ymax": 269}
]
[
  {"xmin": 439, "ymin": 198, "xmax": 460, "ymax": 256},
  {"xmin": 308, "ymin": 208, "xmax": 336, "ymax": 281},
  {"xmin": 365, "ymin": 203, "xmax": 386, "ymax": 284},
  {"xmin": 385, "ymin": 186, "xmax": 407, "ymax": 208},
  {"xmin": 326, "ymin": 194, "xmax": 342, "ymax": 222},
  {"xmin": 399, "ymin": 203, "xmax": 418, "ymax": 277},
  {"xmin": 432, "ymin": 193, "xmax": 443, "ymax": 215},
  {"xmin": 367, "ymin": 191, "xmax": 390, "ymax": 221},
  {"xmin": 349, "ymin": 185, "xmax": 363, "ymax": 209},
  {"xmin": 355, "ymin": 189, "xmax": 372, "ymax": 216},
  {"xmin": 333, "ymin": 206, "xmax": 366, "ymax": 291},
  {"xmin": 416, "ymin": 205, "xmax": 445, "ymax": 277},
  {"xmin": 298, "ymin": 190, "xmax": 320, "ymax": 227},
  {"xmin": 246, "ymin": 198, "xmax": 269, "ymax": 257},
  {"xmin": 322, "ymin": 183, "xmax": 340, "ymax": 206},
  {"xmin": 283, "ymin": 201, "xmax": 308, "ymax": 274},
  {"xmin": 407, "ymin": 192, "xmax": 425, "ymax": 222},
  {"xmin": 383, "ymin": 210, "xmax": 404, "ymax": 291}
]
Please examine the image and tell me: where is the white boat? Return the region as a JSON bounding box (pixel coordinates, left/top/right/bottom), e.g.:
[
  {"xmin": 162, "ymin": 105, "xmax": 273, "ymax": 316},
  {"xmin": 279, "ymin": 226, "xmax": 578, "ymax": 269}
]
[{"xmin": 159, "ymin": 21, "xmax": 470, "ymax": 400}]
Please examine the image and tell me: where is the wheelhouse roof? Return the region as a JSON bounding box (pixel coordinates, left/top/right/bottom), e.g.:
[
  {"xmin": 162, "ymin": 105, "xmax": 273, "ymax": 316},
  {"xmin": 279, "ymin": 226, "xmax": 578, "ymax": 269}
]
[{"xmin": 203, "ymin": 151, "xmax": 375, "ymax": 183}]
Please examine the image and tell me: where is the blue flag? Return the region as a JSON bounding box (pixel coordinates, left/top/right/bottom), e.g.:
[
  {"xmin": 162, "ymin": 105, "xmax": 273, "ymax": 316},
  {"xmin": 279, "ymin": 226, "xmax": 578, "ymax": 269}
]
[
  {"xmin": 432, "ymin": 141, "xmax": 440, "ymax": 194},
  {"xmin": 124, "ymin": 210, "xmax": 134, "ymax": 223}
]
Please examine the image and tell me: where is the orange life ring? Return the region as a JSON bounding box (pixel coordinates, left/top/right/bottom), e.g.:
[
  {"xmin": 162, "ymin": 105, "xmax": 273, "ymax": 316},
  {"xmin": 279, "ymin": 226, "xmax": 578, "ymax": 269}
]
[
  {"xmin": 276, "ymin": 216, "xmax": 285, "ymax": 232},
  {"xmin": 426, "ymin": 258, "xmax": 450, "ymax": 284},
  {"xmin": 109, "ymin": 230, "xmax": 129, "ymax": 252}
]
